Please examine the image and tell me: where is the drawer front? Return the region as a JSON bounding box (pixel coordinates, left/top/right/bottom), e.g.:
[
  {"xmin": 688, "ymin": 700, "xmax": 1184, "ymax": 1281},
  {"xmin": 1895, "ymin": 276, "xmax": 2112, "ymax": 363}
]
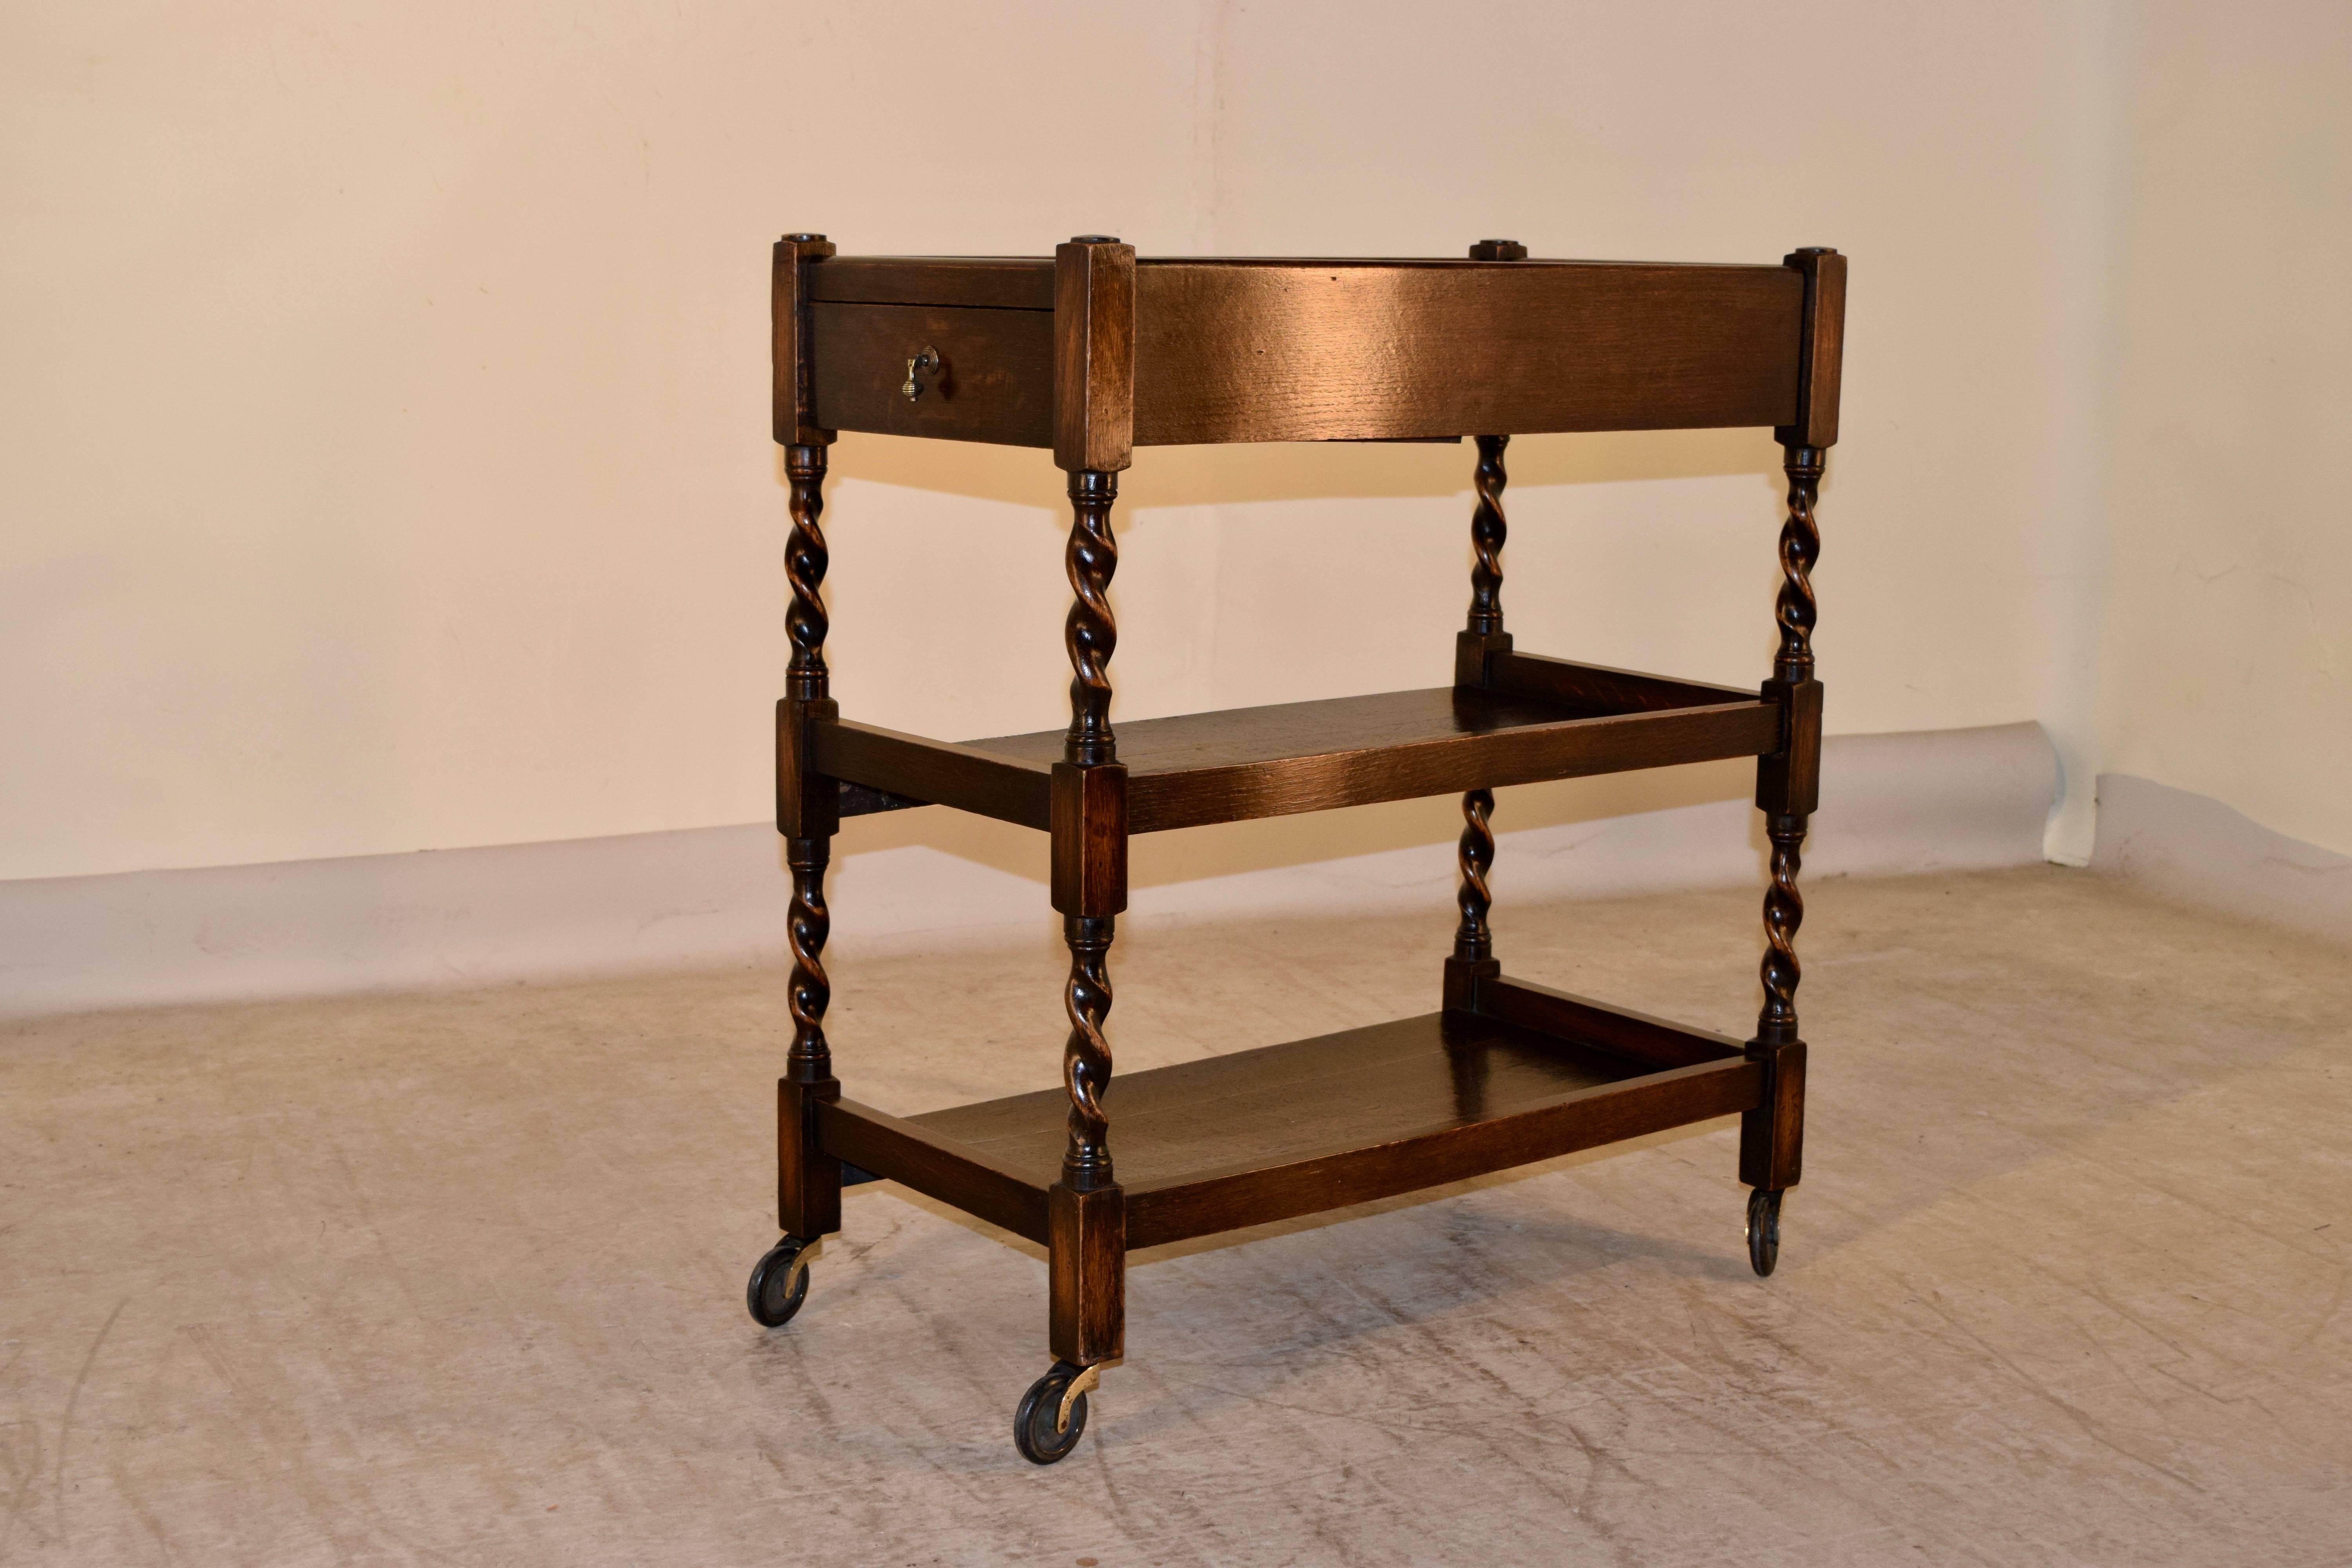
[{"xmin": 807, "ymin": 302, "xmax": 1053, "ymax": 447}]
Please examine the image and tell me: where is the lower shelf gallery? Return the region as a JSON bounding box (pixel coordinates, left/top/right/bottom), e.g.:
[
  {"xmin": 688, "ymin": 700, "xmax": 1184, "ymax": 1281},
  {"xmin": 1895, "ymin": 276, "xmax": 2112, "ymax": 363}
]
[{"xmin": 814, "ymin": 978, "xmax": 1766, "ymax": 1251}]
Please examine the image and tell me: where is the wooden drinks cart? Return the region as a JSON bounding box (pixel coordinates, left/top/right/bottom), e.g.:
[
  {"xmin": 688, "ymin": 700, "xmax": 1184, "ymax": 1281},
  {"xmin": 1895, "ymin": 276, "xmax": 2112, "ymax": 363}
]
[{"xmin": 745, "ymin": 236, "xmax": 1846, "ymax": 1463}]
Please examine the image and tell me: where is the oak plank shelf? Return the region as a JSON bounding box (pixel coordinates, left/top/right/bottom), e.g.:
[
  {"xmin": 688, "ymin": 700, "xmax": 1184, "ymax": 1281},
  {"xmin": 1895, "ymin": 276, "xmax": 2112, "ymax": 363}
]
[
  {"xmin": 825, "ymin": 663, "xmax": 1781, "ymax": 834},
  {"xmin": 823, "ymin": 980, "xmax": 1760, "ymax": 1253},
  {"xmin": 750, "ymin": 232, "xmax": 1846, "ymax": 1465}
]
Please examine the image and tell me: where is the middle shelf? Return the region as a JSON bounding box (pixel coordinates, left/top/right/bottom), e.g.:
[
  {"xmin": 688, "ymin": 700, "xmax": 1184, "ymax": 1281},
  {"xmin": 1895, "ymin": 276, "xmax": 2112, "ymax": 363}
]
[{"xmin": 815, "ymin": 650, "xmax": 1782, "ymax": 834}]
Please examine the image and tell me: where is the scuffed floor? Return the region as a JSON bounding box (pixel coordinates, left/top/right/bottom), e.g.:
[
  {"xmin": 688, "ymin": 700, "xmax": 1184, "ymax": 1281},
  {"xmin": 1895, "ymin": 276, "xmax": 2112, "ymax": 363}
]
[{"xmin": 2, "ymin": 867, "xmax": 2348, "ymax": 1565}]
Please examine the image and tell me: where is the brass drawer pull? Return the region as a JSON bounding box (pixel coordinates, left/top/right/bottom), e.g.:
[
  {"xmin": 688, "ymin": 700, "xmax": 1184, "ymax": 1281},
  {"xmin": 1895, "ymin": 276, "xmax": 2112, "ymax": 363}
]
[{"xmin": 902, "ymin": 346, "xmax": 943, "ymax": 401}]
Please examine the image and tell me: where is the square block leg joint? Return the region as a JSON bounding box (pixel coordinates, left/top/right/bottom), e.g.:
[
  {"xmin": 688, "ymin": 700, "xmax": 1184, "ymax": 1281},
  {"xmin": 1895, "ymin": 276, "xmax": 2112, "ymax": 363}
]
[
  {"xmin": 1049, "ymin": 1182, "xmax": 1126, "ymax": 1367},
  {"xmin": 1739, "ymin": 1039, "xmax": 1806, "ymax": 1191},
  {"xmin": 1051, "ymin": 762, "xmax": 1129, "ymax": 918},
  {"xmin": 779, "ymin": 1076, "xmax": 844, "ymax": 1238}
]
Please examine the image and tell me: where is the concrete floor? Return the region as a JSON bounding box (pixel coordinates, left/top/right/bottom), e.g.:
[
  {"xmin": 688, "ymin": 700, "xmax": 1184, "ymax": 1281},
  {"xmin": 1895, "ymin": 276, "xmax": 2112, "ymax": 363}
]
[{"xmin": 2, "ymin": 867, "xmax": 2348, "ymax": 1566}]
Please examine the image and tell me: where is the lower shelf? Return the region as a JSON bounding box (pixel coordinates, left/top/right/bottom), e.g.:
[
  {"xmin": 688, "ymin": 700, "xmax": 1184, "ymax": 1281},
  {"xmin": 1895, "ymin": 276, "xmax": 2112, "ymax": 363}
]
[{"xmin": 817, "ymin": 977, "xmax": 1764, "ymax": 1250}]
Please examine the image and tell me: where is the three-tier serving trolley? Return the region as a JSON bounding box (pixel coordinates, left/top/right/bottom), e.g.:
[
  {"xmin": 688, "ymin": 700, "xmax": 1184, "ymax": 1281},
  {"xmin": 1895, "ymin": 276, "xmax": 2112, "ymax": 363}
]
[{"xmin": 744, "ymin": 236, "xmax": 1846, "ymax": 1462}]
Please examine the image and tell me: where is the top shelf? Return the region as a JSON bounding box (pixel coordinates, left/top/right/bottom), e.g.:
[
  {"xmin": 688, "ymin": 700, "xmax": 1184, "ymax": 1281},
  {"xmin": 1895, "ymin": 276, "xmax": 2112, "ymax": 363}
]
[
  {"xmin": 805, "ymin": 255, "xmax": 1800, "ymax": 314},
  {"xmin": 783, "ymin": 246, "xmax": 1840, "ymax": 450}
]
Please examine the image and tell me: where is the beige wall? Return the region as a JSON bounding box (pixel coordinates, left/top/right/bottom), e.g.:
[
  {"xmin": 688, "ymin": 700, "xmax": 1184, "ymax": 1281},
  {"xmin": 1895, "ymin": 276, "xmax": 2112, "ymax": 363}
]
[
  {"xmin": 2099, "ymin": 1, "xmax": 2352, "ymax": 856},
  {"xmin": 1, "ymin": 2, "xmax": 1220, "ymax": 884},
  {"xmin": 2, "ymin": 1, "xmax": 2339, "ymax": 884},
  {"xmin": 1196, "ymin": 0, "xmax": 2123, "ymax": 877}
]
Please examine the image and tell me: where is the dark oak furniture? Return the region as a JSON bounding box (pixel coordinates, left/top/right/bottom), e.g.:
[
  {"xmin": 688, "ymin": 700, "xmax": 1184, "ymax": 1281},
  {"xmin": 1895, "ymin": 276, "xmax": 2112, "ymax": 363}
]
[{"xmin": 746, "ymin": 236, "xmax": 1845, "ymax": 1464}]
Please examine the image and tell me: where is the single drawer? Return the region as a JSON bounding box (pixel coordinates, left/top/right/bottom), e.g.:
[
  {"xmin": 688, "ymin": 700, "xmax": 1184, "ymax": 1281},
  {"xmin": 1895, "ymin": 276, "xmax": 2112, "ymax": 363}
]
[{"xmin": 807, "ymin": 302, "xmax": 1053, "ymax": 447}]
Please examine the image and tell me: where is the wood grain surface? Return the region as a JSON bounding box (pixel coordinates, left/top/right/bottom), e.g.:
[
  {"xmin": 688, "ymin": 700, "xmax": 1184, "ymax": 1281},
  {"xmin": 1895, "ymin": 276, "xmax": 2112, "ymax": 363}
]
[
  {"xmin": 806, "ymin": 301, "xmax": 1054, "ymax": 446},
  {"xmin": 798, "ymin": 254, "xmax": 1809, "ymax": 447},
  {"xmin": 832, "ymin": 684, "xmax": 1780, "ymax": 834},
  {"xmin": 805, "ymin": 256, "xmax": 1057, "ymax": 311},
  {"xmin": 1486, "ymin": 650, "xmax": 1759, "ymax": 713},
  {"xmin": 817, "ymin": 1096, "xmax": 1049, "ymax": 1243},
  {"xmin": 1053, "ymin": 241, "xmax": 1136, "ymax": 472},
  {"xmin": 811, "ymin": 718, "xmax": 1053, "ymax": 829},
  {"xmin": 771, "ymin": 235, "xmax": 836, "ymax": 445},
  {"xmin": 1776, "ymin": 248, "xmax": 1846, "ymax": 449},
  {"xmin": 981, "ymin": 686, "xmax": 1781, "ymax": 833},
  {"xmin": 893, "ymin": 1008, "xmax": 1762, "ymax": 1250},
  {"xmin": 1468, "ymin": 973, "xmax": 1748, "ymax": 1069},
  {"xmin": 1131, "ymin": 261, "xmax": 1802, "ymax": 443}
]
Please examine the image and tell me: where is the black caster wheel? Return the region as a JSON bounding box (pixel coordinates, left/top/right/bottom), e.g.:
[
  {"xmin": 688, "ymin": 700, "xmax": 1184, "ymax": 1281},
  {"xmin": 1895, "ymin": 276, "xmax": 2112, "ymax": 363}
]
[
  {"xmin": 746, "ymin": 1237, "xmax": 813, "ymax": 1327},
  {"xmin": 1013, "ymin": 1360, "xmax": 1095, "ymax": 1465},
  {"xmin": 1746, "ymin": 1188, "xmax": 1783, "ymax": 1277}
]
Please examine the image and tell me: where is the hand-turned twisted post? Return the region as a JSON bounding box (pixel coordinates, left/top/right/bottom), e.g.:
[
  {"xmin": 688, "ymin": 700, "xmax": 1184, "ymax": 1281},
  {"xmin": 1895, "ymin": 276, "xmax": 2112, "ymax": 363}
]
[
  {"xmin": 781, "ymin": 442, "xmax": 834, "ymax": 1081},
  {"xmin": 1060, "ymin": 469, "xmax": 1120, "ymax": 1188},
  {"xmin": 1467, "ymin": 435, "xmax": 1508, "ymax": 634},
  {"xmin": 1454, "ymin": 789, "xmax": 1495, "ymax": 963},
  {"xmin": 1454, "ymin": 436, "xmax": 1508, "ymax": 970},
  {"xmin": 1755, "ymin": 445, "xmax": 1824, "ymax": 1049},
  {"xmin": 785, "ymin": 836, "xmax": 832, "ymax": 1078},
  {"xmin": 1063, "ymin": 470, "xmax": 1119, "ymax": 768},
  {"xmin": 784, "ymin": 444, "xmax": 829, "ymax": 703},
  {"xmin": 1061, "ymin": 915, "xmax": 1115, "ymax": 1187},
  {"xmin": 1773, "ymin": 446, "xmax": 1822, "ymax": 685},
  {"xmin": 1755, "ymin": 820, "xmax": 1804, "ymax": 1048}
]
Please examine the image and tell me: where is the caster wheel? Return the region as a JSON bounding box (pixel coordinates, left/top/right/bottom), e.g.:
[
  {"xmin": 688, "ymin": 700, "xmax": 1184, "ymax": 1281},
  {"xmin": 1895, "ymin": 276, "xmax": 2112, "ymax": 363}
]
[
  {"xmin": 1747, "ymin": 1188, "xmax": 1782, "ymax": 1277},
  {"xmin": 1013, "ymin": 1361, "xmax": 1093, "ymax": 1465},
  {"xmin": 746, "ymin": 1237, "xmax": 812, "ymax": 1327}
]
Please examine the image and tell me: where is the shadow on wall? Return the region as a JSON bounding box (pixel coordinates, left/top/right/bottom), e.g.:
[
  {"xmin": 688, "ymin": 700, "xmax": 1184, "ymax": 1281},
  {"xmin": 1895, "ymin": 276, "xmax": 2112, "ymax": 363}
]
[{"xmin": 783, "ymin": 426, "xmax": 1796, "ymax": 893}]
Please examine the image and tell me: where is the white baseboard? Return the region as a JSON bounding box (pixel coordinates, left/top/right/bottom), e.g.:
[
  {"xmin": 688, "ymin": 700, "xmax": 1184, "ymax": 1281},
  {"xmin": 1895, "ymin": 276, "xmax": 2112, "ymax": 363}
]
[
  {"xmin": 0, "ymin": 722, "xmax": 2057, "ymax": 1020},
  {"xmin": 2092, "ymin": 774, "xmax": 2352, "ymax": 946}
]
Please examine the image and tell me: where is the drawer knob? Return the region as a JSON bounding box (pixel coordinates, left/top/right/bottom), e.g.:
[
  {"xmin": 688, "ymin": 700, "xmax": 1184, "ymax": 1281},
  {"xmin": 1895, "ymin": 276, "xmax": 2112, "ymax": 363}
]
[{"xmin": 902, "ymin": 346, "xmax": 943, "ymax": 401}]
